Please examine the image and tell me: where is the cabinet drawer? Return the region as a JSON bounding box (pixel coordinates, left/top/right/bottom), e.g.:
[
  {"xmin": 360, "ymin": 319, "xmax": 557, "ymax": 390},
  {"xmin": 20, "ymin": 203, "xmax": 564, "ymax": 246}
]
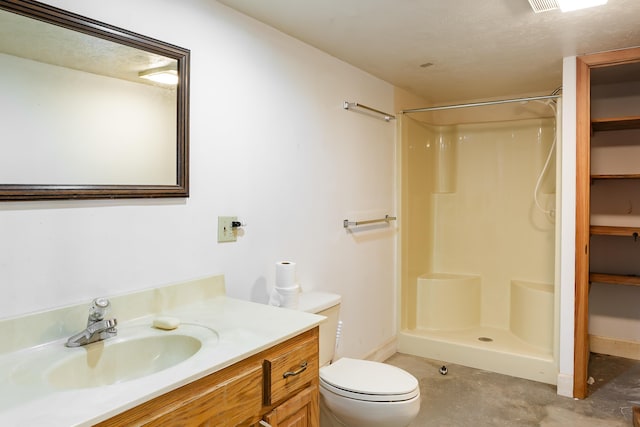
[
  {"xmin": 263, "ymin": 385, "xmax": 318, "ymax": 427},
  {"xmin": 97, "ymin": 360, "xmax": 263, "ymax": 427},
  {"xmin": 263, "ymin": 334, "xmax": 318, "ymax": 406}
]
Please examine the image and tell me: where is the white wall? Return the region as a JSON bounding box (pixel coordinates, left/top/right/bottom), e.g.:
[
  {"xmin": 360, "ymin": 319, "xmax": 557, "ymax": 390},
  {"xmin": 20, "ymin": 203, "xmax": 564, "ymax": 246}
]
[{"xmin": 0, "ymin": 0, "xmax": 396, "ymax": 361}]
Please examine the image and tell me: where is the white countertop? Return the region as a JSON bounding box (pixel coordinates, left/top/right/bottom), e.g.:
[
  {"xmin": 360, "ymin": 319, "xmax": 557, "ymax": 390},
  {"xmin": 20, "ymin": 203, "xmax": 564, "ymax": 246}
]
[{"xmin": 0, "ymin": 277, "xmax": 323, "ymax": 426}]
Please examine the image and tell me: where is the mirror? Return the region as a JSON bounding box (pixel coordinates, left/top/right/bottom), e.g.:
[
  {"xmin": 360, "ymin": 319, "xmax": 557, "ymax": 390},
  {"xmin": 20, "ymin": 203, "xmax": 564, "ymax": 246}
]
[{"xmin": 0, "ymin": 0, "xmax": 189, "ymax": 200}]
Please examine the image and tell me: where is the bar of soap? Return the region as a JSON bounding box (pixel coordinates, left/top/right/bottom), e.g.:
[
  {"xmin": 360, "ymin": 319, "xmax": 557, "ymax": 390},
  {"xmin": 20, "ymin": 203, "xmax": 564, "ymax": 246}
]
[{"xmin": 153, "ymin": 316, "xmax": 180, "ymax": 330}]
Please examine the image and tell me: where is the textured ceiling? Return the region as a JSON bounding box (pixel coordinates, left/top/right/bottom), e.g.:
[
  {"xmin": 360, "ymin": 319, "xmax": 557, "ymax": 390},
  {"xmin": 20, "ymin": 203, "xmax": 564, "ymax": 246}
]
[
  {"xmin": 0, "ymin": 9, "xmax": 175, "ymax": 86},
  {"xmin": 216, "ymin": 0, "xmax": 640, "ymax": 104}
]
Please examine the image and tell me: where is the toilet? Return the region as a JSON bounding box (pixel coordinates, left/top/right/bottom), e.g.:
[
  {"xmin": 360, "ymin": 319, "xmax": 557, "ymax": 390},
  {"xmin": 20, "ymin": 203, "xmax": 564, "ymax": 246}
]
[{"xmin": 298, "ymin": 292, "xmax": 420, "ymax": 427}]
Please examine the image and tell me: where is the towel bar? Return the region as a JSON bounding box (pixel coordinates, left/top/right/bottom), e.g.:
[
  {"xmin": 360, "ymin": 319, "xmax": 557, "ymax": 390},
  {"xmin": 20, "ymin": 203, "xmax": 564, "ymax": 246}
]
[{"xmin": 343, "ymin": 215, "xmax": 396, "ymax": 228}]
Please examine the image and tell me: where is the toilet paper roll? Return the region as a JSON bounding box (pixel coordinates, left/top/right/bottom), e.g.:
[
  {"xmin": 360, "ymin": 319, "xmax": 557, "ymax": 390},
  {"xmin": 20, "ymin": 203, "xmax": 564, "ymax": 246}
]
[
  {"xmin": 268, "ymin": 289, "xmax": 281, "ymax": 307},
  {"xmin": 276, "ymin": 284, "xmax": 300, "ymax": 309},
  {"xmin": 275, "ymin": 261, "xmax": 296, "ymax": 289},
  {"xmin": 268, "ymin": 284, "xmax": 301, "ymax": 309}
]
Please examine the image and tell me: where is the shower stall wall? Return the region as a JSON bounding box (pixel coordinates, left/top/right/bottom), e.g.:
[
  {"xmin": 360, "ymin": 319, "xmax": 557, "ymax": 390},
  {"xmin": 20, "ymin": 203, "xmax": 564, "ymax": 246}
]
[{"xmin": 398, "ymin": 108, "xmax": 559, "ymax": 384}]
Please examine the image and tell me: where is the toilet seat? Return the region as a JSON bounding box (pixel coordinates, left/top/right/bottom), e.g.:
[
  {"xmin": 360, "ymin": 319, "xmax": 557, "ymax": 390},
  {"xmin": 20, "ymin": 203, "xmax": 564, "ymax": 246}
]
[{"xmin": 320, "ymin": 358, "xmax": 419, "ymax": 402}]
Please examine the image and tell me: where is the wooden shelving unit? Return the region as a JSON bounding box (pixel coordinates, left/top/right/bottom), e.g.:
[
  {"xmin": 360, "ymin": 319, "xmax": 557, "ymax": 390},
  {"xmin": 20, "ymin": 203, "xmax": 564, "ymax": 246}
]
[
  {"xmin": 574, "ymin": 47, "xmax": 640, "ymax": 400},
  {"xmin": 589, "ymin": 115, "xmax": 640, "ymax": 288}
]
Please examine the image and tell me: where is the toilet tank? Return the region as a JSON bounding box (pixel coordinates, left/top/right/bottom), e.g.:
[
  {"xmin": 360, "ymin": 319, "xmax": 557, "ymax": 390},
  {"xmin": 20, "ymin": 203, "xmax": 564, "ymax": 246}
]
[{"xmin": 298, "ymin": 292, "xmax": 341, "ymax": 366}]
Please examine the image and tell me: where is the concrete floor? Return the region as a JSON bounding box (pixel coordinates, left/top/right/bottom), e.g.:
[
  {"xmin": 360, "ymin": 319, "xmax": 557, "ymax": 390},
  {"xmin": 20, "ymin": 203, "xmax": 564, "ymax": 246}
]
[{"xmin": 385, "ymin": 352, "xmax": 640, "ymax": 426}]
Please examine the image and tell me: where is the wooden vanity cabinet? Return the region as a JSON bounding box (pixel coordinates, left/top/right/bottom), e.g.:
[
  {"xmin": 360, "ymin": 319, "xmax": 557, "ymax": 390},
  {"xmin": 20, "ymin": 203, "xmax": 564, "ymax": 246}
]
[{"xmin": 96, "ymin": 327, "xmax": 319, "ymax": 427}]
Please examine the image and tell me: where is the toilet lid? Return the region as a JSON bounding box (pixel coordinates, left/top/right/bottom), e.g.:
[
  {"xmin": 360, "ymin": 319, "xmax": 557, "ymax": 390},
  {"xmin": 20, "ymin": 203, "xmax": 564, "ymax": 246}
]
[{"xmin": 320, "ymin": 358, "xmax": 419, "ymax": 402}]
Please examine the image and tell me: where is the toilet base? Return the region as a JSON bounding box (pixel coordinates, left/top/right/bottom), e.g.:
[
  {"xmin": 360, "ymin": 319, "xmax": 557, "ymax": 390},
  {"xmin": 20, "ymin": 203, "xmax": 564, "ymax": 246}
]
[
  {"xmin": 319, "ymin": 386, "xmax": 420, "ymax": 427},
  {"xmin": 320, "ymin": 401, "xmax": 343, "ymax": 427}
]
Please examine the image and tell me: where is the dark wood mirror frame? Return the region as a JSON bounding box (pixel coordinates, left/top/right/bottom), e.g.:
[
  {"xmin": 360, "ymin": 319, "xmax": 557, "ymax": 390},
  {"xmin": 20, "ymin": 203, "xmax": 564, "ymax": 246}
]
[{"xmin": 0, "ymin": 0, "xmax": 189, "ymax": 201}]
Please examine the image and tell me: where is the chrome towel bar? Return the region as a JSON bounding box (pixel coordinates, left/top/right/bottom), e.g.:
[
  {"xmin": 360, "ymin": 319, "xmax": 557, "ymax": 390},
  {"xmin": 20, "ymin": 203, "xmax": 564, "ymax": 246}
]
[
  {"xmin": 343, "ymin": 215, "xmax": 397, "ymax": 228},
  {"xmin": 343, "ymin": 101, "xmax": 396, "ymax": 122}
]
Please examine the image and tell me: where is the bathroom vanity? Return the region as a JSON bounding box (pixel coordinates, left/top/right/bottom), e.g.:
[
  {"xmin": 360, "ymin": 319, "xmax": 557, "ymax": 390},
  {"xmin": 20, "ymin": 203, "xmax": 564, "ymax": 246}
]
[
  {"xmin": 0, "ymin": 275, "xmax": 322, "ymax": 426},
  {"xmin": 97, "ymin": 327, "xmax": 319, "ymax": 426}
]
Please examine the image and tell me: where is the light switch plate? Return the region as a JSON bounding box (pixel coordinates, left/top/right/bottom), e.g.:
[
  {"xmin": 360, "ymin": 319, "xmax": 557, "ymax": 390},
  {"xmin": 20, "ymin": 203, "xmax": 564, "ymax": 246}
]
[{"xmin": 218, "ymin": 216, "xmax": 237, "ymax": 242}]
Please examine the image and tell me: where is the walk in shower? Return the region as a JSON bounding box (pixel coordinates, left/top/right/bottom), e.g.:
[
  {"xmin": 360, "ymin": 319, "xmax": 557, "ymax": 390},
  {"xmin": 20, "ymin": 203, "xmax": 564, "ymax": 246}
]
[{"xmin": 397, "ymin": 95, "xmax": 560, "ymax": 384}]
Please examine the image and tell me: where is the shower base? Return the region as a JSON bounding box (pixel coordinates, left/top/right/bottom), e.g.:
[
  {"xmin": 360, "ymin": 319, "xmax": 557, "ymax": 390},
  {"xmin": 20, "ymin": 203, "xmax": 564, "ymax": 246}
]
[{"xmin": 398, "ymin": 326, "xmax": 556, "ymax": 385}]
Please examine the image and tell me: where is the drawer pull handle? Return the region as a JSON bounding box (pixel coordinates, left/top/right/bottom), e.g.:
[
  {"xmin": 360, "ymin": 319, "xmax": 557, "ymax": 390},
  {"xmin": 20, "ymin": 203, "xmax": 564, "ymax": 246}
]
[{"xmin": 283, "ymin": 361, "xmax": 308, "ymax": 378}]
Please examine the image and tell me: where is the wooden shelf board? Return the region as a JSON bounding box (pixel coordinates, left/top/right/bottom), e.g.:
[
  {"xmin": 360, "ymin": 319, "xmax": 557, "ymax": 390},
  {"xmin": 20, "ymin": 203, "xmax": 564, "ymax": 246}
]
[
  {"xmin": 591, "ymin": 116, "xmax": 640, "ymax": 132},
  {"xmin": 590, "ymin": 225, "xmax": 640, "ymax": 236},
  {"xmin": 589, "ymin": 273, "xmax": 640, "ymax": 286},
  {"xmin": 591, "ymin": 174, "xmax": 640, "ymax": 180}
]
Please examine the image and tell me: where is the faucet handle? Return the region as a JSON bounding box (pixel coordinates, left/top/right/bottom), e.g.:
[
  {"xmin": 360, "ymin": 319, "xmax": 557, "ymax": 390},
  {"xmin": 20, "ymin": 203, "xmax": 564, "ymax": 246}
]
[{"xmin": 88, "ymin": 297, "xmax": 111, "ymax": 322}]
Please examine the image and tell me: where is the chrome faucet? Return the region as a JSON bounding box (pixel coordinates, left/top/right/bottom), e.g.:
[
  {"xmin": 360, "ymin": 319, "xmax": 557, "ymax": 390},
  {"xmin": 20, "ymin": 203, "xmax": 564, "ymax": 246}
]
[{"xmin": 65, "ymin": 298, "xmax": 118, "ymax": 347}]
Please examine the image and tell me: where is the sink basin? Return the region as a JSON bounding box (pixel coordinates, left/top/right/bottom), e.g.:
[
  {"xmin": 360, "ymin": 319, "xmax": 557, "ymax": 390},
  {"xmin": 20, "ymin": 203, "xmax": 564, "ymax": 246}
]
[
  {"xmin": 47, "ymin": 334, "xmax": 201, "ymax": 389},
  {"xmin": 7, "ymin": 323, "xmax": 218, "ymax": 391}
]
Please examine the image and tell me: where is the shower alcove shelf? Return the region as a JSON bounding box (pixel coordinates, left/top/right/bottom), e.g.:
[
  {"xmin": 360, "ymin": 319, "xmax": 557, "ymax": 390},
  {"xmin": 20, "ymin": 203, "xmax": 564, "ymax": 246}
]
[{"xmin": 589, "ymin": 115, "xmax": 640, "ymax": 288}]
